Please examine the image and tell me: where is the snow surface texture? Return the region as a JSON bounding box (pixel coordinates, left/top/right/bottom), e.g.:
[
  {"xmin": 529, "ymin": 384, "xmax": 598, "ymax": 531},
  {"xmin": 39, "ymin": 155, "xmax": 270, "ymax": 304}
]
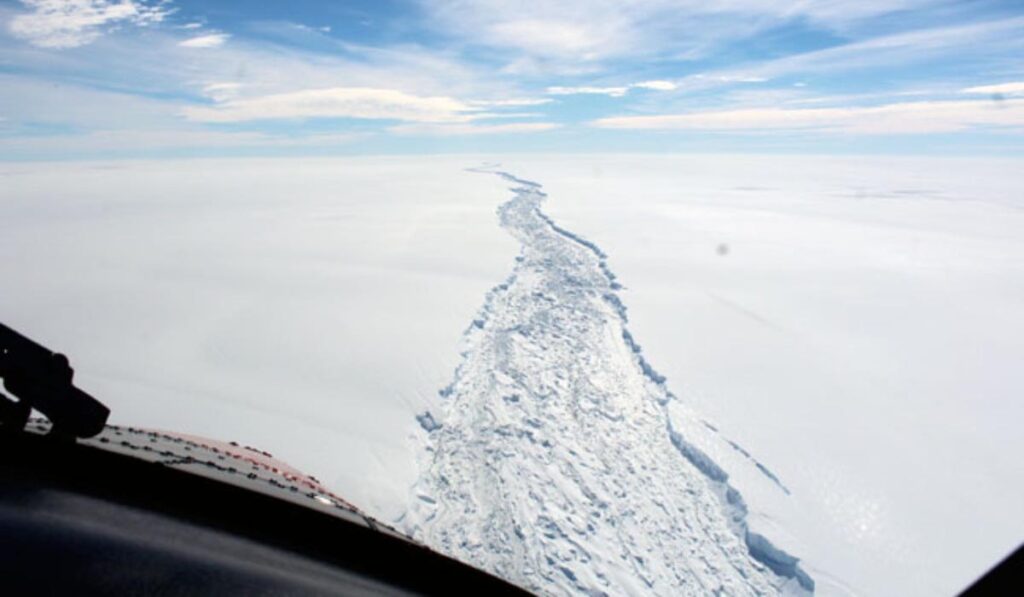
[
  {"xmin": 406, "ymin": 169, "xmax": 812, "ymax": 595},
  {"xmin": 500, "ymin": 155, "xmax": 1024, "ymax": 597},
  {"xmin": 2, "ymin": 156, "xmax": 1022, "ymax": 596},
  {"xmin": 0, "ymin": 157, "xmax": 517, "ymax": 515}
]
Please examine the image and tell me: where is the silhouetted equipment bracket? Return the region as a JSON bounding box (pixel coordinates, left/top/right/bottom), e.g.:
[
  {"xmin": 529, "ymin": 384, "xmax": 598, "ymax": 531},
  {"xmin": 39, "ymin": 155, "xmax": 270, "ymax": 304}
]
[{"xmin": 0, "ymin": 322, "xmax": 109, "ymax": 439}]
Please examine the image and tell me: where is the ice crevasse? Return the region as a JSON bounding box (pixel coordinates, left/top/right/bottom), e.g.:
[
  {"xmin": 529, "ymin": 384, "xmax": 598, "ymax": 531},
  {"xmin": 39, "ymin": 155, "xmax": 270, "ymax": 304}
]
[{"xmin": 404, "ymin": 169, "xmax": 813, "ymax": 596}]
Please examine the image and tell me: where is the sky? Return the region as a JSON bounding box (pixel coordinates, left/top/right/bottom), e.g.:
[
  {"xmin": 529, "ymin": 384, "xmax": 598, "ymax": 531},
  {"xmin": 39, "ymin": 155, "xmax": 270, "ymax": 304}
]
[{"xmin": 1, "ymin": 0, "xmax": 1023, "ymax": 159}]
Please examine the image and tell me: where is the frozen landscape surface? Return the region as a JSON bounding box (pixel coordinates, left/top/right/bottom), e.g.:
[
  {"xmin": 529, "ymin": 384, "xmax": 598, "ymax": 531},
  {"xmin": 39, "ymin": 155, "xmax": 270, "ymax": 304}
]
[
  {"xmin": 496, "ymin": 155, "xmax": 1024, "ymax": 597},
  {"xmin": 1, "ymin": 155, "xmax": 1022, "ymax": 596},
  {"xmin": 0, "ymin": 157, "xmax": 518, "ymax": 514},
  {"xmin": 405, "ymin": 169, "xmax": 811, "ymax": 595}
]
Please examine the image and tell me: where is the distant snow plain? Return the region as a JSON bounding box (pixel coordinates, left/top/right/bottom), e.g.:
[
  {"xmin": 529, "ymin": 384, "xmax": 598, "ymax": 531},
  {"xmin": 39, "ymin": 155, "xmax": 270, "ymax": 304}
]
[{"xmin": 1, "ymin": 155, "xmax": 1021, "ymax": 596}]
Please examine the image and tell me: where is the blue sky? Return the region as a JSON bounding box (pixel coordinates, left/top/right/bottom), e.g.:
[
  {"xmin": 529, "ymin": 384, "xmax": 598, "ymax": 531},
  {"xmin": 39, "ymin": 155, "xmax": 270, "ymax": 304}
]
[{"xmin": 1, "ymin": 0, "xmax": 1023, "ymax": 159}]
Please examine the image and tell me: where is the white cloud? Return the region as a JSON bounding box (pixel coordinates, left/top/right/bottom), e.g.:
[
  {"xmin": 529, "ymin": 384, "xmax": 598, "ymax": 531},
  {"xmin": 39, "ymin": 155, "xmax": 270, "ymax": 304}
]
[
  {"xmin": 593, "ymin": 99, "xmax": 1024, "ymax": 134},
  {"xmin": 0, "ymin": 72, "xmax": 181, "ymax": 129},
  {"xmin": 696, "ymin": 74, "xmax": 768, "ymax": 84},
  {"xmin": 2, "ymin": 23, "xmax": 522, "ymax": 124},
  {"xmin": 420, "ymin": 0, "xmax": 948, "ymax": 69},
  {"xmin": 0, "ymin": 128, "xmax": 365, "ymax": 155},
  {"xmin": 639, "ymin": 17, "xmax": 1024, "ymax": 102},
  {"xmin": 0, "ymin": 74, "xmax": 375, "ymax": 157},
  {"xmin": 181, "ymin": 22, "xmax": 203, "ymax": 30},
  {"xmin": 468, "ymin": 98, "xmax": 554, "ymax": 107},
  {"xmin": 389, "ymin": 122, "xmax": 560, "ymax": 136},
  {"xmin": 962, "ymin": 82, "xmax": 1024, "ymax": 96},
  {"xmin": 488, "ymin": 19, "xmax": 604, "ymax": 57},
  {"xmin": 182, "ymin": 87, "xmax": 485, "ymax": 124},
  {"xmin": 201, "ymin": 82, "xmax": 241, "ymax": 101},
  {"xmin": 547, "ymin": 85, "xmax": 630, "ymax": 97},
  {"xmin": 8, "ymin": 0, "xmax": 170, "ymax": 48},
  {"xmin": 722, "ymin": 18, "xmax": 1024, "ymax": 85},
  {"xmin": 425, "ymin": 2, "xmax": 665, "ymax": 65},
  {"xmin": 179, "ymin": 33, "xmax": 229, "ymax": 48},
  {"xmin": 632, "ymin": 80, "xmax": 678, "ymax": 91},
  {"xmin": 547, "ymin": 80, "xmax": 678, "ymax": 97}
]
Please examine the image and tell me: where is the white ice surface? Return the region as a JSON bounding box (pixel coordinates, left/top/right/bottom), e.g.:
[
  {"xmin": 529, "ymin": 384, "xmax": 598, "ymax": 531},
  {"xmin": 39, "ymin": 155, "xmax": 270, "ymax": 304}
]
[
  {"xmin": 0, "ymin": 157, "xmax": 516, "ymax": 516},
  {"xmin": 1, "ymin": 155, "xmax": 1022, "ymax": 596},
  {"xmin": 487, "ymin": 155, "xmax": 1024, "ymax": 596},
  {"xmin": 405, "ymin": 170, "xmax": 808, "ymax": 595}
]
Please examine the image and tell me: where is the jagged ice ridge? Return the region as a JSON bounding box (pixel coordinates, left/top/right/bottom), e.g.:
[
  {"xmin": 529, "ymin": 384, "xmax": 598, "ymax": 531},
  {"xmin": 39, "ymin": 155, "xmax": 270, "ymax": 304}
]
[{"xmin": 405, "ymin": 170, "xmax": 812, "ymax": 595}]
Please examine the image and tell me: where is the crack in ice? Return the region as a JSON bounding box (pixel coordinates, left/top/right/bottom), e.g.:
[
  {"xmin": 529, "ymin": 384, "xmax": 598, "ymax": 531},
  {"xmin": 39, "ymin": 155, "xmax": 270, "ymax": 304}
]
[{"xmin": 406, "ymin": 169, "xmax": 813, "ymax": 595}]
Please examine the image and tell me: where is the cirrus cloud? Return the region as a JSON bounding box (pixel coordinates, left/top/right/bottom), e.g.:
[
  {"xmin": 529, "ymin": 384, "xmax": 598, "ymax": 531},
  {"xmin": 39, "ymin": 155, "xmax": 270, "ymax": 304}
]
[
  {"xmin": 632, "ymin": 80, "xmax": 679, "ymax": 91},
  {"xmin": 420, "ymin": 0, "xmax": 949, "ymax": 70},
  {"xmin": 962, "ymin": 82, "xmax": 1024, "ymax": 97},
  {"xmin": 389, "ymin": 122, "xmax": 560, "ymax": 136},
  {"xmin": 593, "ymin": 99, "xmax": 1024, "ymax": 134},
  {"xmin": 547, "ymin": 80, "xmax": 678, "ymax": 97},
  {"xmin": 547, "ymin": 85, "xmax": 630, "ymax": 97},
  {"xmin": 179, "ymin": 33, "xmax": 229, "ymax": 48},
  {"xmin": 8, "ymin": 0, "xmax": 171, "ymax": 49},
  {"xmin": 182, "ymin": 87, "xmax": 486, "ymax": 124}
]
